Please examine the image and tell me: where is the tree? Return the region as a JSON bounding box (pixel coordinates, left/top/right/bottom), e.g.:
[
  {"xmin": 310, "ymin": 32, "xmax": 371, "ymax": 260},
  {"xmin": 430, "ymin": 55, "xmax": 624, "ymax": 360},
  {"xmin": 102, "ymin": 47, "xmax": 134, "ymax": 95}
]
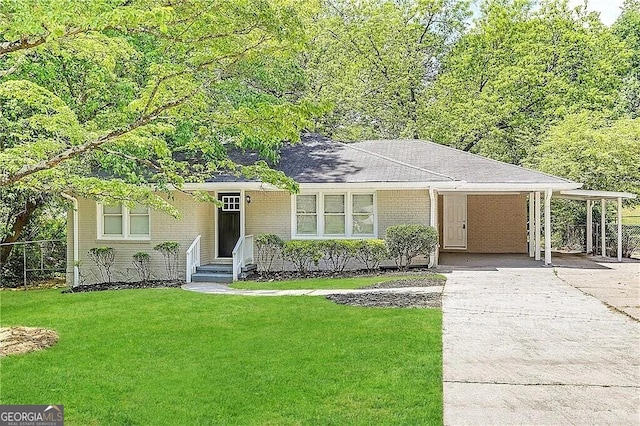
[
  {"xmin": 421, "ymin": 0, "xmax": 630, "ymax": 164},
  {"xmin": 306, "ymin": 0, "xmax": 469, "ymax": 140},
  {"xmin": 529, "ymin": 112, "xmax": 640, "ymax": 197},
  {"xmin": 613, "ymin": 0, "xmax": 640, "ymax": 117},
  {"xmin": 0, "ymin": 0, "xmax": 320, "ymax": 260}
]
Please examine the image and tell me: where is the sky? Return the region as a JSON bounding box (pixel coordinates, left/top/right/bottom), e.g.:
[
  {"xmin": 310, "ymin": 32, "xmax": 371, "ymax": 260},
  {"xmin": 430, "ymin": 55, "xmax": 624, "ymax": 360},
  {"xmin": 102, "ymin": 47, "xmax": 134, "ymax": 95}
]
[{"xmin": 567, "ymin": 0, "xmax": 624, "ymax": 25}]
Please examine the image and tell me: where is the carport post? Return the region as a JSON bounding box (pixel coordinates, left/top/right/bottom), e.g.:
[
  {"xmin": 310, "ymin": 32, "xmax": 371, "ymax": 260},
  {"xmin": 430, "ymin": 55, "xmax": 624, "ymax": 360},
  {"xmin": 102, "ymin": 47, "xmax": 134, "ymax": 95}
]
[
  {"xmin": 617, "ymin": 197, "xmax": 623, "ymax": 262},
  {"xmin": 529, "ymin": 192, "xmax": 534, "ymax": 257},
  {"xmin": 586, "ymin": 200, "xmax": 593, "ymax": 254},
  {"xmin": 601, "ymin": 199, "xmax": 606, "ymax": 256},
  {"xmin": 429, "ymin": 188, "xmax": 439, "ymax": 267},
  {"xmin": 535, "ymin": 191, "xmax": 541, "ymax": 261},
  {"xmin": 544, "ymin": 189, "xmax": 552, "ymax": 266}
]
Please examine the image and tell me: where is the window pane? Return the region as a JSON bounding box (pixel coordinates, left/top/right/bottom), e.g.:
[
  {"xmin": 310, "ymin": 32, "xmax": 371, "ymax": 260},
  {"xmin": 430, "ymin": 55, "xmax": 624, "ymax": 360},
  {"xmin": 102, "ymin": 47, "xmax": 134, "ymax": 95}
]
[
  {"xmin": 104, "ymin": 216, "xmax": 122, "ymax": 235},
  {"xmin": 325, "ymin": 214, "xmax": 345, "ymax": 235},
  {"xmin": 324, "ymin": 195, "xmax": 345, "ymax": 213},
  {"xmin": 130, "ymin": 216, "xmax": 150, "ymax": 235},
  {"xmin": 103, "ymin": 205, "xmax": 122, "ymax": 214},
  {"xmin": 353, "ymin": 214, "xmax": 374, "ymax": 235},
  {"xmin": 297, "ymin": 195, "xmax": 317, "ymax": 213},
  {"xmin": 297, "ymin": 215, "xmax": 317, "ymax": 234},
  {"xmin": 353, "ymin": 194, "xmax": 374, "ymax": 213},
  {"xmin": 129, "ymin": 205, "xmax": 148, "ymax": 214}
]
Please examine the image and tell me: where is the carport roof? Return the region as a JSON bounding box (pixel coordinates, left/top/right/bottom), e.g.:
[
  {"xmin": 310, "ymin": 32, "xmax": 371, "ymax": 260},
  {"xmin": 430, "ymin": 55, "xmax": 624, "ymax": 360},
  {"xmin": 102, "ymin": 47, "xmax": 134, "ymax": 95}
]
[{"xmin": 559, "ymin": 189, "xmax": 637, "ymax": 200}]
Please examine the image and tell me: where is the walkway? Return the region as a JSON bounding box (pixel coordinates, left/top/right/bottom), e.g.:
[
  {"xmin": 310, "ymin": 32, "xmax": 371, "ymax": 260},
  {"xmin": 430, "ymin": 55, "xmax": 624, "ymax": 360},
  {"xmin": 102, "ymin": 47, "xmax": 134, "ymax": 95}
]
[{"xmin": 443, "ymin": 266, "xmax": 640, "ymax": 425}]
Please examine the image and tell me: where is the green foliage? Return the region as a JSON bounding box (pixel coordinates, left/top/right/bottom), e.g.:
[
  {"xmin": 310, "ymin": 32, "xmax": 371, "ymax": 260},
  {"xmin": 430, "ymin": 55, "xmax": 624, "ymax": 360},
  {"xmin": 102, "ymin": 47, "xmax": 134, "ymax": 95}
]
[
  {"xmin": 255, "ymin": 234, "xmax": 285, "ymax": 273},
  {"xmin": 530, "ymin": 113, "xmax": 640, "ymax": 198},
  {"xmin": 282, "ymin": 240, "xmax": 324, "ymax": 273},
  {"xmin": 423, "ymin": 0, "xmax": 630, "ymax": 164},
  {"xmin": 233, "ymin": 274, "xmax": 443, "ymax": 290},
  {"xmin": 0, "ymin": 0, "xmax": 320, "ymax": 228},
  {"xmin": 386, "ymin": 224, "xmax": 438, "ymax": 270},
  {"xmin": 153, "ymin": 241, "xmax": 179, "ymax": 280},
  {"xmin": 132, "ymin": 251, "xmax": 151, "ymax": 282},
  {"xmin": 87, "ymin": 246, "xmax": 115, "ymax": 283},
  {"xmin": 318, "ymin": 239, "xmax": 359, "ymax": 273},
  {"xmin": 308, "ymin": 0, "xmax": 469, "ymax": 140},
  {"xmin": 353, "ymin": 239, "xmax": 389, "ymax": 271}
]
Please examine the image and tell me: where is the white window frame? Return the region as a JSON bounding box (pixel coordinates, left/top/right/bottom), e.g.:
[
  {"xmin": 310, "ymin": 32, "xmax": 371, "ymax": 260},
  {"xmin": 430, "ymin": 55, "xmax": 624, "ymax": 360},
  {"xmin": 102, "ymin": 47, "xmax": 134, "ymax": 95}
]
[
  {"xmin": 97, "ymin": 203, "xmax": 151, "ymax": 240},
  {"xmin": 291, "ymin": 191, "xmax": 377, "ymax": 239}
]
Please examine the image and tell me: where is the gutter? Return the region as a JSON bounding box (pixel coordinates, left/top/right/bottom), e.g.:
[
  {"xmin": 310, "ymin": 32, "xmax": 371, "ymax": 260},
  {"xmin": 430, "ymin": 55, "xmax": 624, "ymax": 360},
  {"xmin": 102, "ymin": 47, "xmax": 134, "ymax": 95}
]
[{"xmin": 61, "ymin": 192, "xmax": 79, "ymax": 287}]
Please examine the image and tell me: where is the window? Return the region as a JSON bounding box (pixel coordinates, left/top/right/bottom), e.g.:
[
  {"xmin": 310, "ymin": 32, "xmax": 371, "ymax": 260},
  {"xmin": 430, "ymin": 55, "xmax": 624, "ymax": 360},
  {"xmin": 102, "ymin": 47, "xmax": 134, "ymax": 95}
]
[
  {"xmin": 324, "ymin": 195, "xmax": 345, "ymax": 235},
  {"xmin": 293, "ymin": 192, "xmax": 376, "ymax": 238},
  {"xmin": 98, "ymin": 204, "xmax": 150, "ymax": 239},
  {"xmin": 352, "ymin": 194, "xmax": 374, "ymax": 235},
  {"xmin": 296, "ymin": 195, "xmax": 317, "ymax": 235}
]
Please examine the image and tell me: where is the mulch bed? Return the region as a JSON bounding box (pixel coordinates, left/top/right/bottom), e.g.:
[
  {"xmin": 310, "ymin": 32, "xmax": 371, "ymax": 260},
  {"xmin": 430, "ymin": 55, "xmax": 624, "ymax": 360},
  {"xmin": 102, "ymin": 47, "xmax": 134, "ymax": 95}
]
[
  {"xmin": 251, "ymin": 267, "xmax": 439, "ymax": 282},
  {"xmin": 327, "ymin": 292, "xmax": 442, "ymax": 309},
  {"xmin": 361, "ymin": 277, "xmax": 444, "ymax": 289},
  {"xmin": 62, "ymin": 280, "xmax": 185, "ymax": 293}
]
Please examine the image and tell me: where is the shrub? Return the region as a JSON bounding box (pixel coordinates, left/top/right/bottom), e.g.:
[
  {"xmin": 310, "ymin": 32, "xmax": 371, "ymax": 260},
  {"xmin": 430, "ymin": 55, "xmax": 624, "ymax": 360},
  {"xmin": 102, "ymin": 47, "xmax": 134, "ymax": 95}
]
[
  {"xmin": 154, "ymin": 241, "xmax": 180, "ymax": 280},
  {"xmin": 132, "ymin": 252, "xmax": 151, "ymax": 281},
  {"xmin": 318, "ymin": 240, "xmax": 359, "ymax": 273},
  {"xmin": 87, "ymin": 247, "xmax": 115, "ymax": 283},
  {"xmin": 386, "ymin": 224, "xmax": 438, "ymax": 270},
  {"xmin": 255, "ymin": 234, "xmax": 284, "ymax": 273},
  {"xmin": 353, "ymin": 239, "xmax": 389, "ymax": 271},
  {"xmin": 282, "ymin": 240, "xmax": 323, "ymax": 273}
]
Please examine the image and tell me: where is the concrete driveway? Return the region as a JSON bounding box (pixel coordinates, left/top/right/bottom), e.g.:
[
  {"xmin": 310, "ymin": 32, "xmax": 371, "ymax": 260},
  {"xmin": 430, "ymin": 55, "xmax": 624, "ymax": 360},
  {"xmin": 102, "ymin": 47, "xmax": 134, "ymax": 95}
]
[{"xmin": 443, "ymin": 263, "xmax": 640, "ymax": 425}]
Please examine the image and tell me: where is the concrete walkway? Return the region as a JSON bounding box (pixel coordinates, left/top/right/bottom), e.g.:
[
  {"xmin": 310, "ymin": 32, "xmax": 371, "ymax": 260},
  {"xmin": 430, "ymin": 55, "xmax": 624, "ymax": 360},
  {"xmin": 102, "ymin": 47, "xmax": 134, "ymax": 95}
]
[
  {"xmin": 182, "ymin": 282, "xmax": 443, "ymax": 296},
  {"xmin": 443, "ymin": 267, "xmax": 640, "ymax": 425}
]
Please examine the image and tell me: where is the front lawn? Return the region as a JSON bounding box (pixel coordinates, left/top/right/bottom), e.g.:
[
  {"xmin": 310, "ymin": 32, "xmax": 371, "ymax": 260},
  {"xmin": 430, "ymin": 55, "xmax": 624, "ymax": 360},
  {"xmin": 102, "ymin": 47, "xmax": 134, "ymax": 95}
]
[
  {"xmin": 232, "ymin": 274, "xmax": 446, "ymax": 290},
  {"xmin": 0, "ymin": 288, "xmax": 442, "ymax": 425}
]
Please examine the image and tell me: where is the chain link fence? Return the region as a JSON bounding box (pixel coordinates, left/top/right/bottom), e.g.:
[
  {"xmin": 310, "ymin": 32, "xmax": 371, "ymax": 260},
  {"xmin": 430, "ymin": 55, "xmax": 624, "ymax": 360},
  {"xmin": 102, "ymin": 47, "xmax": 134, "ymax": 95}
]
[
  {"xmin": 0, "ymin": 239, "xmax": 66, "ymax": 288},
  {"xmin": 555, "ymin": 224, "xmax": 640, "ymax": 258}
]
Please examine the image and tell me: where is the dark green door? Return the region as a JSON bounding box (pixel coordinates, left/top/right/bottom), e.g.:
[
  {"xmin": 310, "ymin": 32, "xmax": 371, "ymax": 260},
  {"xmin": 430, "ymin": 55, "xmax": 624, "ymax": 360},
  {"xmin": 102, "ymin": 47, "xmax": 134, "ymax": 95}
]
[{"xmin": 218, "ymin": 193, "xmax": 241, "ymax": 258}]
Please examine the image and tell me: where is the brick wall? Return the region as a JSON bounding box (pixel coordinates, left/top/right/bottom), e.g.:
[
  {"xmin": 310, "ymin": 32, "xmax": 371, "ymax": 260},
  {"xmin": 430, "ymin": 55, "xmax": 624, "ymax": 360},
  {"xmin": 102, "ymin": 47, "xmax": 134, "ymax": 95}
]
[
  {"xmin": 68, "ymin": 192, "xmax": 215, "ymax": 285},
  {"xmin": 245, "ymin": 190, "xmax": 291, "ymax": 239},
  {"xmin": 438, "ymin": 194, "xmax": 528, "ymax": 253}
]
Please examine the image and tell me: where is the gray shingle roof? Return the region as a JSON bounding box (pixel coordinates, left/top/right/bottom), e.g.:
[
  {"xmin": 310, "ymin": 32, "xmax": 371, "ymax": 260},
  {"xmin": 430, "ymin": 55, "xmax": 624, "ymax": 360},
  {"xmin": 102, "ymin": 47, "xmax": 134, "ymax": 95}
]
[
  {"xmin": 212, "ymin": 134, "xmax": 452, "ymax": 183},
  {"xmin": 211, "ymin": 133, "xmax": 574, "ymax": 185},
  {"xmin": 353, "ymin": 139, "xmax": 573, "ymax": 184}
]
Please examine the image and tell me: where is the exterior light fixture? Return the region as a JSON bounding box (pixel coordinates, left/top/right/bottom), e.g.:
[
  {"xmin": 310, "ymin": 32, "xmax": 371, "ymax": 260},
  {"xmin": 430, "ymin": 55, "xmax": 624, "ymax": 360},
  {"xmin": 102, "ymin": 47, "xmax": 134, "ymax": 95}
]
[{"xmin": 245, "ymin": 195, "xmax": 251, "ymax": 204}]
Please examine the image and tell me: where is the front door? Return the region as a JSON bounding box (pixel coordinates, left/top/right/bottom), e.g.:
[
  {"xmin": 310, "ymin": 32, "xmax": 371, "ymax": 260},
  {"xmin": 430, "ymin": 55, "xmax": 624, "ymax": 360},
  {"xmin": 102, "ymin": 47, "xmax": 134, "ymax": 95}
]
[
  {"xmin": 217, "ymin": 193, "xmax": 241, "ymax": 258},
  {"xmin": 444, "ymin": 194, "xmax": 467, "ymax": 249}
]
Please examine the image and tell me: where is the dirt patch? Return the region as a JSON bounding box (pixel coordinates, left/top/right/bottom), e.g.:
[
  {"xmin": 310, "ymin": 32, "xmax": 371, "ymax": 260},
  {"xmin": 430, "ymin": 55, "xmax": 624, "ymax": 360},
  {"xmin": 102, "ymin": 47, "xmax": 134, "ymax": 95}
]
[
  {"xmin": 361, "ymin": 277, "xmax": 444, "ymax": 289},
  {"xmin": 0, "ymin": 327, "xmax": 59, "ymax": 356},
  {"xmin": 327, "ymin": 292, "xmax": 442, "ymax": 308}
]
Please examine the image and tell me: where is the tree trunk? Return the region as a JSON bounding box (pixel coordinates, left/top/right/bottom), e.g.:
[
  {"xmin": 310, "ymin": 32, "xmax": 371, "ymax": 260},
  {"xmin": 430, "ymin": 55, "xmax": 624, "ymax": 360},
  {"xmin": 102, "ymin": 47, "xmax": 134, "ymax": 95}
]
[{"xmin": 0, "ymin": 200, "xmax": 39, "ymax": 264}]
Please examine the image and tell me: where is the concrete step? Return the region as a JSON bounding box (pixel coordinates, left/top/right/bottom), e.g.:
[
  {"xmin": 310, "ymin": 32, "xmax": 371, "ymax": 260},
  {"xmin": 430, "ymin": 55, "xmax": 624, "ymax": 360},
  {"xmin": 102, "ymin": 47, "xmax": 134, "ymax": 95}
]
[
  {"xmin": 197, "ymin": 264, "xmax": 233, "ymax": 273},
  {"xmin": 191, "ymin": 272, "xmax": 233, "ymax": 283}
]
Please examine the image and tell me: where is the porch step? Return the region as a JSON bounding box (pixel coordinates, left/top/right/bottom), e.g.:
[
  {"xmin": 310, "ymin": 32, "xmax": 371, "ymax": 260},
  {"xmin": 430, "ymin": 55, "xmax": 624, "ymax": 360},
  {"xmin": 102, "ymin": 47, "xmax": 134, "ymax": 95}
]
[
  {"xmin": 191, "ymin": 272, "xmax": 233, "ymax": 283},
  {"xmin": 197, "ymin": 264, "xmax": 233, "ymax": 273},
  {"xmin": 190, "ymin": 263, "xmax": 257, "ymax": 283}
]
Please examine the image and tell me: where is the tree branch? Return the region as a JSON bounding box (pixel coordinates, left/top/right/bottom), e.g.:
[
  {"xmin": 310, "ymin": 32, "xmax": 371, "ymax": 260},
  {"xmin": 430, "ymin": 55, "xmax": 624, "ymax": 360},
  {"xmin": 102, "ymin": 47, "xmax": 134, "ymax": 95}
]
[{"xmin": 0, "ymin": 88, "xmax": 200, "ymax": 187}]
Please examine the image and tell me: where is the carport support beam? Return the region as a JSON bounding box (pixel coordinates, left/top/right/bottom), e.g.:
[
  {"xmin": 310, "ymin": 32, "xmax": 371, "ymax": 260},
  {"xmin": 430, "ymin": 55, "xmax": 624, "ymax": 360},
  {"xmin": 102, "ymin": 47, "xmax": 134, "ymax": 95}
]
[
  {"xmin": 535, "ymin": 191, "xmax": 541, "ymax": 261},
  {"xmin": 529, "ymin": 192, "xmax": 534, "ymax": 257},
  {"xmin": 429, "ymin": 188, "xmax": 439, "ymax": 268},
  {"xmin": 617, "ymin": 197, "xmax": 622, "ymax": 262},
  {"xmin": 544, "ymin": 189, "xmax": 552, "ymax": 266},
  {"xmin": 586, "ymin": 200, "xmax": 593, "ymax": 254},
  {"xmin": 601, "ymin": 199, "xmax": 606, "ymax": 257}
]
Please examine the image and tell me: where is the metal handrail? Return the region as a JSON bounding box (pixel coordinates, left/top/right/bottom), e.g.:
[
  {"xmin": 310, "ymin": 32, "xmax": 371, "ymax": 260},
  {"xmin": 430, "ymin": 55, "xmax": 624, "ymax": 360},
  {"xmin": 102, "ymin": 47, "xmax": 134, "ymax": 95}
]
[{"xmin": 185, "ymin": 235, "xmax": 201, "ymax": 283}]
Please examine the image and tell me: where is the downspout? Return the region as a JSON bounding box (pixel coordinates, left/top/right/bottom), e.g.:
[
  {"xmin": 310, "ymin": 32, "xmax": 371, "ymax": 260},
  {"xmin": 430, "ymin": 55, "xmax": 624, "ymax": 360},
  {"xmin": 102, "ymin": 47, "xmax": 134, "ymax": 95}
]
[
  {"xmin": 61, "ymin": 193, "xmax": 79, "ymax": 287},
  {"xmin": 429, "ymin": 188, "xmax": 438, "ymax": 268}
]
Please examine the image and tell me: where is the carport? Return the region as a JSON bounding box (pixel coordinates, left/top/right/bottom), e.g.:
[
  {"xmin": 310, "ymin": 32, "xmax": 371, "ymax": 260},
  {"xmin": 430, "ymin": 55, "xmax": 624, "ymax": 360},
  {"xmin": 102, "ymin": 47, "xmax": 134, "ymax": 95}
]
[{"xmin": 529, "ymin": 189, "xmax": 637, "ymax": 264}]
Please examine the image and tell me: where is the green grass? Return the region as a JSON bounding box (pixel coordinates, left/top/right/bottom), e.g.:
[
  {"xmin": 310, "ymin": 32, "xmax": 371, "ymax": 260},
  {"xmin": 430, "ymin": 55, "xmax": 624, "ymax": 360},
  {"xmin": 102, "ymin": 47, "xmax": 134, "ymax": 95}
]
[
  {"xmin": 0, "ymin": 288, "xmax": 442, "ymax": 425},
  {"xmin": 231, "ymin": 274, "xmax": 446, "ymax": 290},
  {"xmin": 623, "ymin": 206, "xmax": 640, "ymax": 224}
]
